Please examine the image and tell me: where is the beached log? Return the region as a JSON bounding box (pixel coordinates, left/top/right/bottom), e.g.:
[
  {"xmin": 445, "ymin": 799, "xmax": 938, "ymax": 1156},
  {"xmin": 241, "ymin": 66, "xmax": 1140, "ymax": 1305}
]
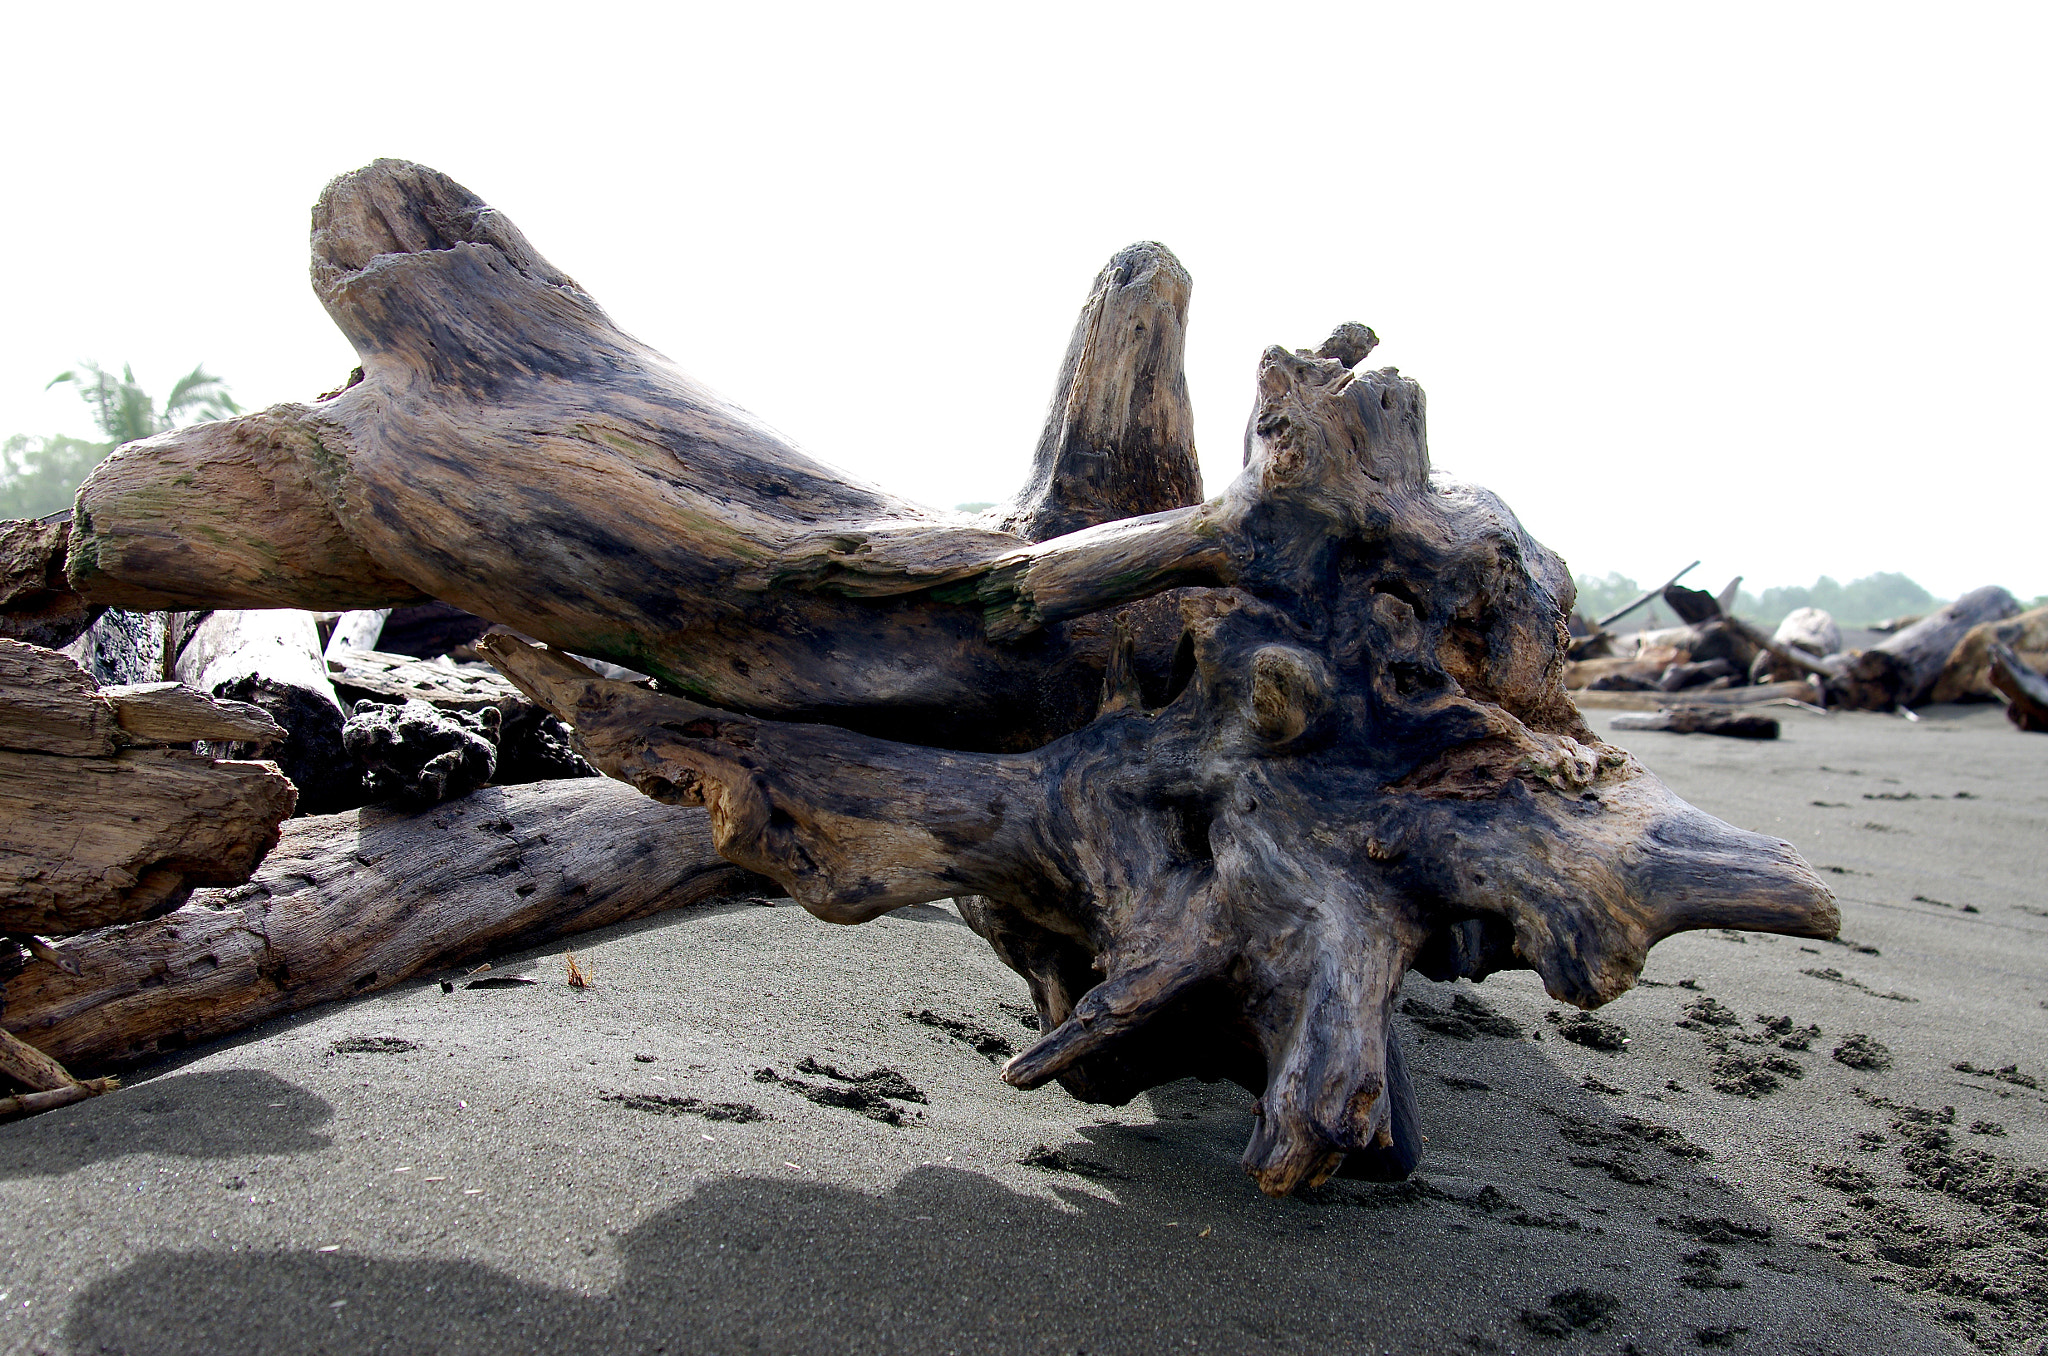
[
  {"xmin": 1751, "ymin": 607, "xmax": 1842, "ymax": 684},
  {"xmin": 0, "ymin": 640, "xmax": 297, "ymax": 936},
  {"xmin": 1827, "ymin": 585, "xmax": 2021, "ymax": 710},
  {"xmin": 174, "ymin": 609, "xmax": 363, "ymax": 813},
  {"xmin": 1609, "ymin": 707, "xmax": 1780, "ymax": 739},
  {"xmin": 1929, "ymin": 605, "xmax": 2048, "ymax": 704},
  {"xmin": 1989, "ymin": 642, "xmax": 2048, "ymax": 733},
  {"xmin": 60, "ymin": 607, "xmax": 167, "ymax": 686},
  {"xmin": 54, "ymin": 159, "xmax": 1839, "ymax": 1195},
  {"xmin": 0, "ymin": 778, "xmax": 764, "ymax": 1069}
]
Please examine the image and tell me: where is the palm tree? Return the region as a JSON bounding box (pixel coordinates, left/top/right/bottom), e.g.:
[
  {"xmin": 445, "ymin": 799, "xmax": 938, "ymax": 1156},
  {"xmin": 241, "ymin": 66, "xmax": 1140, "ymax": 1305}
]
[
  {"xmin": 2, "ymin": 362, "xmax": 239, "ymax": 519},
  {"xmin": 46, "ymin": 361, "xmax": 241, "ymax": 444}
]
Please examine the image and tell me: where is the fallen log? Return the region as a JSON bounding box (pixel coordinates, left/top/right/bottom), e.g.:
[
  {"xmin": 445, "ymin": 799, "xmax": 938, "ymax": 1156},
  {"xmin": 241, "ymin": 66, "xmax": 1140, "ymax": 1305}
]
[
  {"xmin": 1826, "ymin": 585, "xmax": 2021, "ymax": 710},
  {"xmin": 1609, "ymin": 707, "xmax": 1780, "ymax": 739},
  {"xmin": 0, "ymin": 778, "xmax": 763, "ymax": 1069},
  {"xmin": 1930, "ymin": 605, "xmax": 2048, "ymax": 704},
  {"xmin": 50, "ymin": 159, "xmax": 1837, "ymax": 1195},
  {"xmin": 1989, "ymin": 642, "xmax": 2048, "ymax": 733},
  {"xmin": 1569, "ymin": 680, "xmax": 1820, "ymax": 712}
]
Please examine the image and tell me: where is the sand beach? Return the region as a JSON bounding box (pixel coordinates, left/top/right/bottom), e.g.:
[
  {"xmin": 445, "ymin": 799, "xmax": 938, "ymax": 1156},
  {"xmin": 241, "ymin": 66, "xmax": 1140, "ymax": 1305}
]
[{"xmin": 0, "ymin": 702, "xmax": 2041, "ymax": 1355}]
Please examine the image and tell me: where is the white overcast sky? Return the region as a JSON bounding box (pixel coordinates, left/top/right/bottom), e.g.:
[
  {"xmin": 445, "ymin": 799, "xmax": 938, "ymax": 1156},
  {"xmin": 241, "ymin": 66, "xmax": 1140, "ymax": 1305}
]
[{"xmin": 4, "ymin": 3, "xmax": 2042, "ymax": 601}]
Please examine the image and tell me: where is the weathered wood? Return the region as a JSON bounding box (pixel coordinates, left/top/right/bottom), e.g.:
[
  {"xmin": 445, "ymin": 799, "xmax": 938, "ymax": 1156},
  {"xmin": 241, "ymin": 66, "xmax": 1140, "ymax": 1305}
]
[
  {"xmin": 1570, "ymin": 680, "xmax": 1818, "ymax": 712},
  {"xmin": 481, "ymin": 337, "xmax": 1837, "ymax": 1198},
  {"xmin": 0, "ymin": 637, "xmax": 117, "ymax": 755},
  {"xmin": 323, "ymin": 608, "xmax": 392, "ymax": 658},
  {"xmin": 102, "ymin": 682, "xmax": 284, "ymax": 745},
  {"xmin": 1750, "ymin": 606, "xmax": 1841, "ymax": 684},
  {"xmin": 0, "ymin": 517, "xmax": 99, "ymax": 649},
  {"xmin": 326, "ymin": 647, "xmax": 521, "ymax": 714},
  {"xmin": 0, "ymin": 779, "xmax": 763, "ymax": 1069},
  {"xmin": 1827, "ymin": 585, "xmax": 2021, "ymax": 710},
  {"xmin": 68, "ymin": 406, "xmax": 429, "ymax": 612},
  {"xmin": 1930, "ymin": 605, "xmax": 2048, "ymax": 704},
  {"xmin": 0, "ymin": 1080, "xmax": 118, "ymax": 1121},
  {"xmin": 0, "ymin": 747, "xmax": 297, "ymax": 935},
  {"xmin": 60, "ymin": 607, "xmax": 166, "ymax": 686},
  {"xmin": 174, "ymin": 609, "xmax": 359, "ymax": 813},
  {"xmin": 67, "ymin": 161, "xmax": 1208, "ymax": 751},
  {"xmin": 1989, "ymin": 642, "xmax": 2048, "ymax": 733},
  {"xmin": 62, "ymin": 159, "xmax": 1839, "ymax": 1197},
  {"xmin": 998, "ymin": 242, "xmax": 1202, "ymax": 541},
  {"xmin": 343, "ymin": 698, "xmax": 497, "ymax": 804},
  {"xmin": 0, "ymin": 1025, "xmax": 79, "ymax": 1092},
  {"xmin": 1609, "ymin": 707, "xmax": 1780, "ymax": 739}
]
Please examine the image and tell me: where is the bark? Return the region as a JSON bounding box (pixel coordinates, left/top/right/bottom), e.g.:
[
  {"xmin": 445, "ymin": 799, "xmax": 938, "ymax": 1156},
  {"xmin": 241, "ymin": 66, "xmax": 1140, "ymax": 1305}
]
[
  {"xmin": 0, "ymin": 779, "xmax": 763, "ymax": 1069},
  {"xmin": 51, "ymin": 159, "xmax": 1840, "ymax": 1196},
  {"xmin": 1929, "ymin": 606, "xmax": 2048, "ymax": 704},
  {"xmin": 0, "ymin": 640, "xmax": 297, "ymax": 936},
  {"xmin": 1827, "ymin": 585, "xmax": 2022, "ymax": 710}
]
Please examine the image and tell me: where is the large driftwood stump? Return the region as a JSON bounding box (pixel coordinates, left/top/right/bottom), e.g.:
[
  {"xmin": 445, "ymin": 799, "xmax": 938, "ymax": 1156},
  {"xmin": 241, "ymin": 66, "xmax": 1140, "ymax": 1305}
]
[{"xmin": 52, "ymin": 160, "xmax": 1838, "ymax": 1194}]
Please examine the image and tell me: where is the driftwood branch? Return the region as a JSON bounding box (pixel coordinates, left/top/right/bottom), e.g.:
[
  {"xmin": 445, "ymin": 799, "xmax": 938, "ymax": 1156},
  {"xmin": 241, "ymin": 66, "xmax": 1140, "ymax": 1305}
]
[{"xmin": 1, "ymin": 778, "xmax": 762, "ymax": 1069}]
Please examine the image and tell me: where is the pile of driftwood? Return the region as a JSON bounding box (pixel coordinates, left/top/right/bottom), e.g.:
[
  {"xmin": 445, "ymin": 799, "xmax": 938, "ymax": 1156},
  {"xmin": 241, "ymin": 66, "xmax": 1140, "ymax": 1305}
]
[
  {"xmin": 0, "ymin": 584, "xmax": 765, "ymax": 1107},
  {"xmin": 1567, "ymin": 561, "xmax": 2047, "ymax": 737},
  {"xmin": 0, "ymin": 159, "xmax": 1846, "ymax": 1194}
]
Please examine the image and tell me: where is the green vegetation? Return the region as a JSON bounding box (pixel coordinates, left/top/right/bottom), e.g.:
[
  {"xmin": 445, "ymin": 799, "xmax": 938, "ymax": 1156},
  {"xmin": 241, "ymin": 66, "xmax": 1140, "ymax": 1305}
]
[
  {"xmin": 2, "ymin": 362, "xmax": 238, "ymax": 520},
  {"xmin": 1573, "ymin": 569, "xmax": 1945, "ymax": 630}
]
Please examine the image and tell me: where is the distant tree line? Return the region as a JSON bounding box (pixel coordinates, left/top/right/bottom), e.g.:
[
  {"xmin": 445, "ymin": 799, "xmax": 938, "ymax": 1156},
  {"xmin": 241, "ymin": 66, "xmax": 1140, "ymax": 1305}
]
[
  {"xmin": 2, "ymin": 363, "xmax": 237, "ymax": 520},
  {"xmin": 1572, "ymin": 570, "xmax": 1946, "ymax": 631}
]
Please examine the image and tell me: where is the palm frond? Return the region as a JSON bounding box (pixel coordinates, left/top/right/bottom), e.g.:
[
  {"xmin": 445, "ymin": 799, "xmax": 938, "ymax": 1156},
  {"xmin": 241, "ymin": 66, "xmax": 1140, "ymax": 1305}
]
[{"xmin": 161, "ymin": 363, "xmax": 240, "ymax": 425}]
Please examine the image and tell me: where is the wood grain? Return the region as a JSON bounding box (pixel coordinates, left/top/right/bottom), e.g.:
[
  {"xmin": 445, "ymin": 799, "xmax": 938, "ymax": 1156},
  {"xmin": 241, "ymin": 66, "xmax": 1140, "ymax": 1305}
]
[{"xmin": 0, "ymin": 779, "xmax": 760, "ymax": 1069}]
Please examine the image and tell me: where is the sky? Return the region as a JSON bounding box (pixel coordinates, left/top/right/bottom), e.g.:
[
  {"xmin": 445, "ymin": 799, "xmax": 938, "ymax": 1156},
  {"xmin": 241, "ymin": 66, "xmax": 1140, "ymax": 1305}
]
[{"xmin": 3, "ymin": 3, "xmax": 2043, "ymax": 601}]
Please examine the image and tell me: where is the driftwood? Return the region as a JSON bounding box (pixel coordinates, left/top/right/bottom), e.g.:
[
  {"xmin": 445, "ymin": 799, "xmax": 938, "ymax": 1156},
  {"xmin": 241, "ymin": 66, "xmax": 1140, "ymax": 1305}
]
[
  {"xmin": 1930, "ymin": 605, "xmax": 2048, "ymax": 704},
  {"xmin": 0, "ymin": 640, "xmax": 295, "ymax": 936},
  {"xmin": 0, "ymin": 778, "xmax": 762, "ymax": 1069},
  {"xmin": 1569, "ymin": 680, "xmax": 1820, "ymax": 712},
  {"xmin": 0, "ymin": 518, "xmax": 98, "ymax": 649},
  {"xmin": 326, "ymin": 647, "xmax": 595, "ymax": 785},
  {"xmin": 50, "ymin": 160, "xmax": 1839, "ymax": 1194},
  {"xmin": 1827, "ymin": 585, "xmax": 2021, "ymax": 711},
  {"xmin": 173, "ymin": 608, "xmax": 362, "ymax": 813},
  {"xmin": 1750, "ymin": 607, "xmax": 1841, "ymax": 684},
  {"xmin": 1989, "ymin": 643, "xmax": 2048, "ymax": 733},
  {"xmin": 1609, "ymin": 707, "xmax": 1780, "ymax": 739}
]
